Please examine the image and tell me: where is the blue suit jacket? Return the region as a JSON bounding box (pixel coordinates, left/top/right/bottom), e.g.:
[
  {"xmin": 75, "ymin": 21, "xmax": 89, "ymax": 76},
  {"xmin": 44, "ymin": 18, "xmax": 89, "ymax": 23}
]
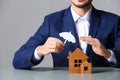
[{"xmin": 13, "ymin": 7, "xmax": 120, "ymax": 69}]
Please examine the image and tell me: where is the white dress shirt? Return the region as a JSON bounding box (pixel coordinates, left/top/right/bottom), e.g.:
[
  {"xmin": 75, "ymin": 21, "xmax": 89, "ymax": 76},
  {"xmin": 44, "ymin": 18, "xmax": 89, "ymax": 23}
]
[{"xmin": 71, "ymin": 7, "xmax": 92, "ymax": 53}]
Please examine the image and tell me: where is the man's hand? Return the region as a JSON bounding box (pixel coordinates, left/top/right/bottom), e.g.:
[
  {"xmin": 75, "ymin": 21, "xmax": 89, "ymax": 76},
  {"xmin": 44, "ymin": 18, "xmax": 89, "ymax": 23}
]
[
  {"xmin": 80, "ymin": 36, "xmax": 111, "ymax": 59},
  {"xmin": 37, "ymin": 37, "xmax": 64, "ymax": 57}
]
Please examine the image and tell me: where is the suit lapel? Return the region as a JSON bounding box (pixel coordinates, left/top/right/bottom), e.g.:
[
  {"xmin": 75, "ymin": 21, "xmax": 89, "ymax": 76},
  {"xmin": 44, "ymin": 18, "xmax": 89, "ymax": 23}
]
[
  {"xmin": 63, "ymin": 7, "xmax": 80, "ymax": 51},
  {"xmin": 86, "ymin": 7, "xmax": 100, "ymax": 55}
]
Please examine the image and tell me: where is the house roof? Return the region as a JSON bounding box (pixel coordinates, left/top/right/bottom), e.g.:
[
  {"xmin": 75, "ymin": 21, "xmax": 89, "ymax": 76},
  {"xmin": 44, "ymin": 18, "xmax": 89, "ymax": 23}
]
[{"xmin": 67, "ymin": 48, "xmax": 88, "ymax": 60}]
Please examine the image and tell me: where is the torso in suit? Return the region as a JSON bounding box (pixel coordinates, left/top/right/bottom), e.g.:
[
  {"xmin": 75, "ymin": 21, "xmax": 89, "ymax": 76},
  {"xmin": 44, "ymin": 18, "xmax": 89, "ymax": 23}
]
[{"xmin": 13, "ymin": 6, "xmax": 120, "ymax": 69}]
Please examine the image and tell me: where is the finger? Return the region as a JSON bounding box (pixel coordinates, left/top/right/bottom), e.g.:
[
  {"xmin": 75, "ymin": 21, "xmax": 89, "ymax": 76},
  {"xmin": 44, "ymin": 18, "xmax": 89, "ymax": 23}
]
[
  {"xmin": 88, "ymin": 35, "xmax": 92, "ymax": 38},
  {"xmin": 51, "ymin": 44, "xmax": 64, "ymax": 53},
  {"xmin": 52, "ymin": 37, "xmax": 64, "ymax": 46},
  {"xmin": 49, "ymin": 42, "xmax": 64, "ymax": 53},
  {"xmin": 50, "ymin": 38, "xmax": 64, "ymax": 49},
  {"xmin": 48, "ymin": 48, "xmax": 59, "ymax": 53},
  {"xmin": 48, "ymin": 37, "xmax": 64, "ymax": 46},
  {"xmin": 45, "ymin": 38, "xmax": 58, "ymax": 48},
  {"xmin": 80, "ymin": 36, "xmax": 86, "ymax": 41},
  {"xmin": 42, "ymin": 47, "xmax": 57, "ymax": 55},
  {"xmin": 86, "ymin": 38, "xmax": 100, "ymax": 47},
  {"xmin": 80, "ymin": 36, "xmax": 96, "ymax": 46},
  {"xmin": 80, "ymin": 36, "xmax": 92, "ymax": 43},
  {"xmin": 45, "ymin": 37, "xmax": 64, "ymax": 53}
]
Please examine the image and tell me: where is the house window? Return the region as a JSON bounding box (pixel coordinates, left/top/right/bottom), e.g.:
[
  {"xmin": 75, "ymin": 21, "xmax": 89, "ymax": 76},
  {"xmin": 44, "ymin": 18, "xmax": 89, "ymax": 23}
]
[
  {"xmin": 84, "ymin": 66, "xmax": 88, "ymax": 71},
  {"xmin": 74, "ymin": 59, "xmax": 82, "ymax": 67}
]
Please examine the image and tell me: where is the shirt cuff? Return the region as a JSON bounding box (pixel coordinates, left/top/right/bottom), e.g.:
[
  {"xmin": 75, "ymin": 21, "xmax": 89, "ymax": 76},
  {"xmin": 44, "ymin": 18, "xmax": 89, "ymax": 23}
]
[
  {"xmin": 34, "ymin": 47, "xmax": 41, "ymax": 60},
  {"xmin": 107, "ymin": 49, "xmax": 117, "ymax": 64}
]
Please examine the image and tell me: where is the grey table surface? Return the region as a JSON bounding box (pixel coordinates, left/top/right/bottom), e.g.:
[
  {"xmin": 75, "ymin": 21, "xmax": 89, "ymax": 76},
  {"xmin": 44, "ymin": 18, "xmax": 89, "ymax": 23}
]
[{"xmin": 0, "ymin": 67, "xmax": 120, "ymax": 80}]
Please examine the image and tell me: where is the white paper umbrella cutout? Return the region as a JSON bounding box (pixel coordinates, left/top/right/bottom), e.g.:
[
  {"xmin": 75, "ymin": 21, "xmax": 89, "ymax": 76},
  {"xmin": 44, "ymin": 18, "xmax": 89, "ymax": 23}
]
[{"xmin": 59, "ymin": 31, "xmax": 76, "ymax": 44}]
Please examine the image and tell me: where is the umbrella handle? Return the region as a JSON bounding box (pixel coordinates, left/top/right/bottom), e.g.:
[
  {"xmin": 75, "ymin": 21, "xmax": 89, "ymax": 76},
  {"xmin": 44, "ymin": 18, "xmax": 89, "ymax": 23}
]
[{"xmin": 64, "ymin": 39, "xmax": 67, "ymax": 44}]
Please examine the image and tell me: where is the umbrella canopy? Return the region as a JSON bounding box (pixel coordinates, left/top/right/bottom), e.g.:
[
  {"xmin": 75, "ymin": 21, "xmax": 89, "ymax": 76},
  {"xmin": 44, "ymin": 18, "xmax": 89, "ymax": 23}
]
[{"xmin": 59, "ymin": 31, "xmax": 76, "ymax": 44}]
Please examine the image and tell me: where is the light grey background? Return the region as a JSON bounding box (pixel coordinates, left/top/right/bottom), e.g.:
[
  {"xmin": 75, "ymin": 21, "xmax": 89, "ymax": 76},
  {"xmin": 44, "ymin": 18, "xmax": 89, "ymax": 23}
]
[{"xmin": 0, "ymin": 0, "xmax": 120, "ymax": 68}]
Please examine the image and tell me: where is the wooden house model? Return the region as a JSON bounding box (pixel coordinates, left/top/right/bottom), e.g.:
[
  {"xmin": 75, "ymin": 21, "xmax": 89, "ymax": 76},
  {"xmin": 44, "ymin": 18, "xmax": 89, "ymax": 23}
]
[{"xmin": 67, "ymin": 48, "xmax": 92, "ymax": 74}]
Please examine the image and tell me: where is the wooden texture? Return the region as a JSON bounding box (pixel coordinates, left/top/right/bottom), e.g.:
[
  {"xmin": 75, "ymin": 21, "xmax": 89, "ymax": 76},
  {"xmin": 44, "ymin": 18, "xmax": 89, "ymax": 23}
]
[{"xmin": 67, "ymin": 48, "xmax": 92, "ymax": 74}]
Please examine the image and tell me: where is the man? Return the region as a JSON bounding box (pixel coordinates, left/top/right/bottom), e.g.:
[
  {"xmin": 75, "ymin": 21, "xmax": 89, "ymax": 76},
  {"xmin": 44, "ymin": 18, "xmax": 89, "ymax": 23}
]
[{"xmin": 13, "ymin": 0, "xmax": 120, "ymax": 69}]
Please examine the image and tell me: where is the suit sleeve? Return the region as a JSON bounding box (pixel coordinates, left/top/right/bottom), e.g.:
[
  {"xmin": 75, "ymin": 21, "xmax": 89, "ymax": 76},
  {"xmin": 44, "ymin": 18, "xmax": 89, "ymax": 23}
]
[
  {"xmin": 112, "ymin": 18, "xmax": 120, "ymax": 68},
  {"xmin": 12, "ymin": 16, "xmax": 50, "ymax": 69}
]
